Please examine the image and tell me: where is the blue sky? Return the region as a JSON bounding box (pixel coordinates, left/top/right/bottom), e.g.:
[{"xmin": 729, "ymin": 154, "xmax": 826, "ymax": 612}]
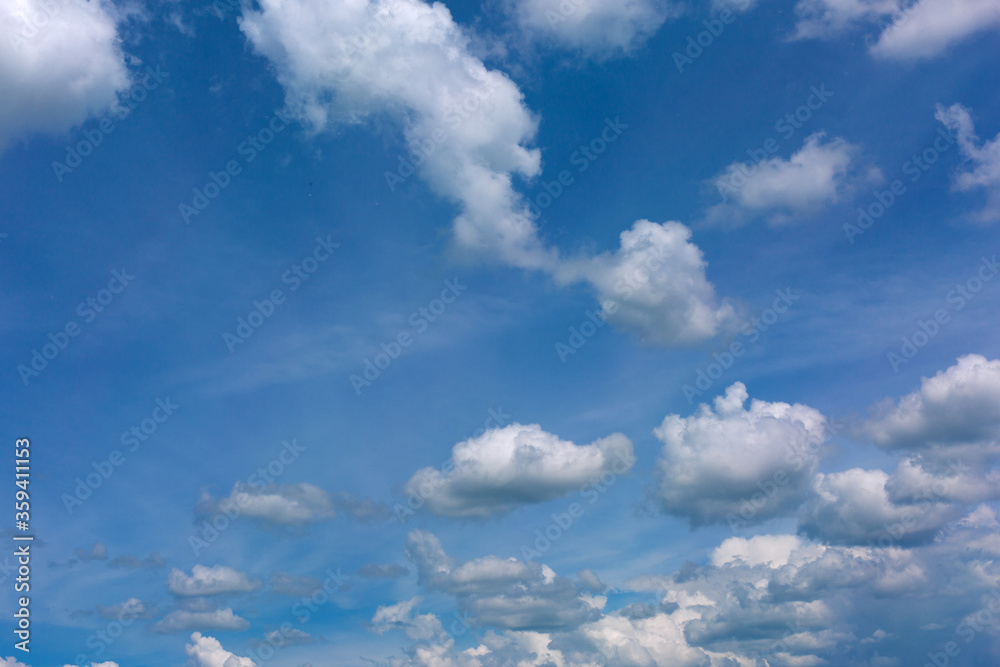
[{"xmin": 2, "ymin": 0, "xmax": 1000, "ymax": 665}]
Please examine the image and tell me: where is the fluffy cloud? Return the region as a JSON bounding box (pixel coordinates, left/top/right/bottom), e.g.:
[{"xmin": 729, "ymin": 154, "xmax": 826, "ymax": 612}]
[
  {"xmin": 798, "ymin": 467, "xmax": 959, "ymax": 545},
  {"xmin": 935, "ymin": 104, "xmax": 1000, "ymax": 223},
  {"xmin": 792, "ymin": 0, "xmax": 1000, "ymax": 60},
  {"xmin": 706, "ymin": 133, "xmax": 860, "ymax": 225},
  {"xmin": 403, "ymin": 423, "xmax": 633, "ymax": 518},
  {"xmin": 555, "ymin": 220, "xmax": 735, "ymax": 344},
  {"xmin": 153, "ymin": 608, "xmax": 250, "ymax": 634},
  {"xmin": 185, "ymin": 632, "xmax": 256, "ymax": 667},
  {"xmin": 0, "ymin": 0, "xmax": 131, "ymax": 151},
  {"xmin": 167, "ymin": 565, "xmax": 262, "ymax": 597},
  {"xmin": 238, "ymin": 0, "xmax": 732, "ymax": 346},
  {"xmin": 864, "ymin": 354, "xmax": 1000, "ymax": 462},
  {"xmin": 506, "ymin": 0, "xmax": 678, "ymax": 57},
  {"xmin": 59, "ymin": 663, "xmax": 118, "ymax": 667},
  {"xmin": 655, "ymin": 382, "xmax": 828, "ymax": 526}
]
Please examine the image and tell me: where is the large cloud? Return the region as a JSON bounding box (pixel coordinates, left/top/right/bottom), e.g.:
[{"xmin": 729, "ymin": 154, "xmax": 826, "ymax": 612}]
[
  {"xmin": 185, "ymin": 632, "xmax": 256, "ymax": 667},
  {"xmin": 864, "ymin": 354, "xmax": 1000, "ymax": 462},
  {"xmin": 403, "ymin": 422, "xmax": 634, "ymax": 518},
  {"xmin": 238, "ymin": 0, "xmax": 733, "ymax": 346},
  {"xmin": 167, "ymin": 565, "xmax": 262, "ymax": 597},
  {"xmin": 505, "ymin": 0, "xmax": 678, "ymax": 57},
  {"xmin": 0, "ymin": 0, "xmax": 131, "ymax": 150},
  {"xmin": 935, "ymin": 104, "xmax": 1000, "ymax": 223},
  {"xmin": 655, "ymin": 382, "xmax": 829, "ymax": 526}
]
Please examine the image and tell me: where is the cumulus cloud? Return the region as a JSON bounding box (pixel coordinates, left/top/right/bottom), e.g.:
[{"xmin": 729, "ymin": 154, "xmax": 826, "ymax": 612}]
[
  {"xmin": 792, "ymin": 0, "xmax": 1000, "ymax": 60},
  {"xmin": 0, "ymin": 0, "xmax": 131, "ymax": 151},
  {"xmin": 798, "ymin": 467, "xmax": 960, "ymax": 545},
  {"xmin": 238, "ymin": 0, "xmax": 733, "ymax": 346},
  {"xmin": 403, "ymin": 422, "xmax": 633, "ymax": 518},
  {"xmin": 506, "ymin": 0, "xmax": 678, "ymax": 57},
  {"xmin": 935, "ymin": 104, "xmax": 1000, "ymax": 223},
  {"xmin": 864, "ymin": 354, "xmax": 1000, "ymax": 462},
  {"xmin": 185, "ymin": 632, "xmax": 256, "ymax": 667},
  {"xmin": 655, "ymin": 382, "xmax": 828, "ymax": 526},
  {"xmin": 405, "ymin": 530, "xmax": 601, "ymax": 630},
  {"xmin": 168, "ymin": 565, "xmax": 262, "ymax": 597},
  {"xmin": 555, "ymin": 220, "xmax": 735, "ymax": 344},
  {"xmin": 153, "ymin": 608, "xmax": 250, "ymax": 634},
  {"xmin": 706, "ymin": 133, "xmax": 860, "ymax": 226}
]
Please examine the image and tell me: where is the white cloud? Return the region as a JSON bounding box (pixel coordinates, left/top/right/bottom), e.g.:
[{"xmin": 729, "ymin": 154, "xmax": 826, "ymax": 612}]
[
  {"xmin": 871, "ymin": 0, "xmax": 1000, "ymax": 59},
  {"xmin": 60, "ymin": 663, "xmax": 118, "ymax": 667},
  {"xmin": 0, "ymin": 0, "xmax": 131, "ymax": 151},
  {"xmin": 935, "ymin": 104, "xmax": 1000, "ymax": 223},
  {"xmin": 403, "ymin": 422, "xmax": 633, "ymax": 518},
  {"xmin": 792, "ymin": 0, "xmax": 1000, "ymax": 60},
  {"xmin": 864, "ymin": 354, "xmax": 1000, "ymax": 462},
  {"xmin": 154, "ymin": 608, "xmax": 250, "ymax": 634},
  {"xmin": 405, "ymin": 530, "xmax": 601, "ymax": 630},
  {"xmin": 792, "ymin": 0, "xmax": 901, "ymax": 40},
  {"xmin": 167, "ymin": 565, "xmax": 262, "ymax": 597},
  {"xmin": 185, "ymin": 632, "xmax": 256, "ymax": 667},
  {"xmin": 711, "ymin": 534, "xmax": 823, "ymax": 569},
  {"xmin": 798, "ymin": 468, "xmax": 959, "ymax": 545},
  {"xmin": 506, "ymin": 0, "xmax": 678, "ymax": 57},
  {"xmin": 655, "ymin": 382, "xmax": 828, "ymax": 525},
  {"xmin": 238, "ymin": 0, "xmax": 732, "ymax": 347},
  {"xmin": 205, "ymin": 482, "xmax": 337, "ymax": 525},
  {"xmin": 555, "ymin": 220, "xmax": 735, "ymax": 344},
  {"xmin": 707, "ymin": 133, "xmax": 859, "ymax": 226},
  {"xmin": 372, "ymin": 596, "xmax": 447, "ymax": 641}
]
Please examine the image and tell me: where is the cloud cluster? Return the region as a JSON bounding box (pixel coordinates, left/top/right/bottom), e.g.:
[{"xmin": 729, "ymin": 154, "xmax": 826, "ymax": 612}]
[
  {"xmin": 0, "ymin": 0, "xmax": 131, "ymax": 151},
  {"xmin": 153, "ymin": 608, "xmax": 250, "ymax": 634},
  {"xmin": 655, "ymin": 382, "xmax": 829, "ymax": 525},
  {"xmin": 403, "ymin": 422, "xmax": 634, "ymax": 518},
  {"xmin": 238, "ymin": 0, "xmax": 734, "ymax": 346}
]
